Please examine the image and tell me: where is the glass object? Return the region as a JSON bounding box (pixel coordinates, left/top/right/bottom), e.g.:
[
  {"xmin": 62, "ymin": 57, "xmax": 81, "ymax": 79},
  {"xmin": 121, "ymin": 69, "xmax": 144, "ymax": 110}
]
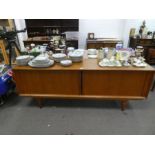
[
  {"xmin": 107, "ymin": 48, "xmax": 115, "ymax": 59},
  {"xmin": 98, "ymin": 48, "xmax": 104, "ymax": 62}
]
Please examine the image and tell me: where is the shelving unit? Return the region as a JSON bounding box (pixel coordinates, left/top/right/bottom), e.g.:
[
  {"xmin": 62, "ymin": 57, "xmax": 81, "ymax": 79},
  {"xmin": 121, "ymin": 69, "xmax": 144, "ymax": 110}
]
[
  {"xmin": 24, "ymin": 19, "xmax": 79, "ymax": 48},
  {"xmin": 25, "ymin": 19, "xmax": 79, "ymax": 37}
]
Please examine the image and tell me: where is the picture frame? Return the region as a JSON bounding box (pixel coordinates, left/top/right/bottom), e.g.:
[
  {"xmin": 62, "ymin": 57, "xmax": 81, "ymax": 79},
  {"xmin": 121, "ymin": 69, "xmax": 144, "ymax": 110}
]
[{"xmin": 88, "ymin": 33, "xmax": 95, "ymax": 39}]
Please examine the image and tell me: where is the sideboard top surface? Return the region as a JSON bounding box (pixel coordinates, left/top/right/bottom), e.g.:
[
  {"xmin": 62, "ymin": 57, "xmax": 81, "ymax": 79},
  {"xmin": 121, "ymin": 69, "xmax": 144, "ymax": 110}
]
[{"xmin": 13, "ymin": 51, "xmax": 155, "ymax": 72}]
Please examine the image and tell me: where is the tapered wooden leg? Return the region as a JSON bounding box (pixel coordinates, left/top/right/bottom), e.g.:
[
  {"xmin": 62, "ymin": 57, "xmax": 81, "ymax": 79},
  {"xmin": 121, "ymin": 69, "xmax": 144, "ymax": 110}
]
[
  {"xmin": 120, "ymin": 100, "xmax": 128, "ymax": 111},
  {"xmin": 151, "ymin": 80, "xmax": 155, "ymax": 91},
  {"xmin": 35, "ymin": 98, "xmax": 43, "ymax": 108}
]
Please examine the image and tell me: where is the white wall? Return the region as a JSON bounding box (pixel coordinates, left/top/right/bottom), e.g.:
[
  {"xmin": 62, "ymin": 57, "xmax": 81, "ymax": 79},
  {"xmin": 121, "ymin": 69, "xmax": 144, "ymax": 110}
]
[
  {"xmin": 122, "ymin": 19, "xmax": 155, "ymax": 47},
  {"xmin": 79, "ymin": 19, "xmax": 125, "ymax": 48},
  {"xmin": 14, "ymin": 19, "xmax": 27, "ymax": 50},
  {"xmin": 79, "ymin": 19, "xmax": 155, "ymax": 48},
  {"xmin": 14, "ymin": 19, "xmax": 155, "ymax": 49}
]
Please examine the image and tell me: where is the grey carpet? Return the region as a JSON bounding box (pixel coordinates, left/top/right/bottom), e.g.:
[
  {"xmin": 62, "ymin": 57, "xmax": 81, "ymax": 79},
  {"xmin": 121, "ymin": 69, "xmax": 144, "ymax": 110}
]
[{"xmin": 0, "ymin": 91, "xmax": 155, "ymax": 135}]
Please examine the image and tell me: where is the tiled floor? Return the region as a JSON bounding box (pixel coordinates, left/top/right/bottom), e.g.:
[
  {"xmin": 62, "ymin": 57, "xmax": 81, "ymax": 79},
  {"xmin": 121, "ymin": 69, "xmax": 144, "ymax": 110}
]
[{"xmin": 0, "ymin": 91, "xmax": 155, "ymax": 135}]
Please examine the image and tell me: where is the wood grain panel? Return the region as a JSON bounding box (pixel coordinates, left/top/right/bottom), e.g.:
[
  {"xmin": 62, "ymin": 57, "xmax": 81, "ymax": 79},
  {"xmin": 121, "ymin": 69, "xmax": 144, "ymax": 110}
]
[
  {"xmin": 13, "ymin": 70, "xmax": 81, "ymax": 95},
  {"xmin": 82, "ymin": 70, "xmax": 151, "ymax": 97}
]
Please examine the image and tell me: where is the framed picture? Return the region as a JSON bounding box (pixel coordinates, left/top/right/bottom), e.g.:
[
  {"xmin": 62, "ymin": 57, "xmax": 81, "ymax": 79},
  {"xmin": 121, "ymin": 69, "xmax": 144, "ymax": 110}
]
[{"xmin": 88, "ymin": 33, "xmax": 95, "ymax": 39}]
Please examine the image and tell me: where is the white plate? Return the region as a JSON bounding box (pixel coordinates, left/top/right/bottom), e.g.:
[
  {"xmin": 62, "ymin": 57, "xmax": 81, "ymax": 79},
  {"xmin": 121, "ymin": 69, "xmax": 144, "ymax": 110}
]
[
  {"xmin": 133, "ymin": 63, "xmax": 147, "ymax": 67},
  {"xmin": 28, "ymin": 60, "xmax": 54, "ymax": 68},
  {"xmin": 99, "ymin": 60, "xmax": 122, "ymax": 67}
]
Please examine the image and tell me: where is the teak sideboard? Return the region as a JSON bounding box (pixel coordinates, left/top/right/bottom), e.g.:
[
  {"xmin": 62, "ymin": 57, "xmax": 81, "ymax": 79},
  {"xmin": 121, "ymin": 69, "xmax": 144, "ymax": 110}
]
[{"xmin": 13, "ymin": 54, "xmax": 155, "ymax": 111}]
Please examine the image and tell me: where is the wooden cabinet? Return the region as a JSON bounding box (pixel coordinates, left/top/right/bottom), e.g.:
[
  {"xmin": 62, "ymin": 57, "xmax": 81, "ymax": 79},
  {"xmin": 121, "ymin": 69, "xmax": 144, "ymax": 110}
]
[
  {"xmin": 129, "ymin": 37, "xmax": 155, "ymax": 64},
  {"xmin": 87, "ymin": 39, "xmax": 122, "ymax": 49},
  {"xmin": 13, "ymin": 53, "xmax": 155, "ymax": 110}
]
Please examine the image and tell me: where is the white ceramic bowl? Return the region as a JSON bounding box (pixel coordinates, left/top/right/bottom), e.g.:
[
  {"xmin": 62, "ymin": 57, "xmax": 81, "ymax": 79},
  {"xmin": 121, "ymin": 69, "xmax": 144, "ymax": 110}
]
[
  {"xmin": 67, "ymin": 47, "xmax": 75, "ymax": 52},
  {"xmin": 60, "ymin": 60, "xmax": 72, "ymax": 66},
  {"xmin": 88, "ymin": 49, "xmax": 97, "ymax": 55},
  {"xmin": 68, "ymin": 50, "xmax": 84, "ymax": 62},
  {"xmin": 52, "ymin": 53, "xmax": 67, "ymax": 62}
]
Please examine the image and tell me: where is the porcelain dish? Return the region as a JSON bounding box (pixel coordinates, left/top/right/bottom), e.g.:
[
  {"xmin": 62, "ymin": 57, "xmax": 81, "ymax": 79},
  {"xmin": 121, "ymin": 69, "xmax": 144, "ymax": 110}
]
[
  {"xmin": 88, "ymin": 49, "xmax": 97, "ymax": 55},
  {"xmin": 99, "ymin": 58, "xmax": 122, "ymax": 67},
  {"xmin": 34, "ymin": 56, "xmax": 50, "ymax": 64},
  {"xmin": 16, "ymin": 55, "xmax": 31, "ymax": 66},
  {"xmin": 133, "ymin": 62, "xmax": 147, "ymax": 67},
  {"xmin": 68, "ymin": 49, "xmax": 84, "ymax": 62},
  {"xmin": 60, "ymin": 60, "xmax": 72, "ymax": 66},
  {"xmin": 88, "ymin": 55, "xmax": 97, "ymax": 59},
  {"xmin": 28, "ymin": 59, "xmax": 54, "ymax": 68},
  {"xmin": 52, "ymin": 53, "xmax": 67, "ymax": 62}
]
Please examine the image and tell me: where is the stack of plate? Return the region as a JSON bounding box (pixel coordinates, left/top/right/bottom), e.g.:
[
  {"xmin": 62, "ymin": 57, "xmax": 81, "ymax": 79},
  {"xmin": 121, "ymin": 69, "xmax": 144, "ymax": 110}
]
[
  {"xmin": 52, "ymin": 53, "xmax": 67, "ymax": 62},
  {"xmin": 16, "ymin": 55, "xmax": 31, "ymax": 66},
  {"xmin": 28, "ymin": 55, "xmax": 54, "ymax": 68},
  {"xmin": 68, "ymin": 49, "xmax": 84, "ymax": 62},
  {"xmin": 133, "ymin": 62, "xmax": 147, "ymax": 67}
]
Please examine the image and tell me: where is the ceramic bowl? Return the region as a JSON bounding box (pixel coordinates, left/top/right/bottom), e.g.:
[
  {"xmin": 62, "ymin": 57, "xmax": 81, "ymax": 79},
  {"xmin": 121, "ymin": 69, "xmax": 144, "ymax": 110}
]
[
  {"xmin": 52, "ymin": 53, "xmax": 67, "ymax": 62},
  {"xmin": 88, "ymin": 49, "xmax": 97, "ymax": 55},
  {"xmin": 67, "ymin": 47, "xmax": 75, "ymax": 52},
  {"xmin": 68, "ymin": 50, "xmax": 84, "ymax": 62},
  {"xmin": 60, "ymin": 60, "xmax": 72, "ymax": 66}
]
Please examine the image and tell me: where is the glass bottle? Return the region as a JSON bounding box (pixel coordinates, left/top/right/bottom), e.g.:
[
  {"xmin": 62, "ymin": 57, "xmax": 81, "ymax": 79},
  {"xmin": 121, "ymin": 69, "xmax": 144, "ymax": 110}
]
[{"xmin": 97, "ymin": 48, "xmax": 104, "ymax": 62}]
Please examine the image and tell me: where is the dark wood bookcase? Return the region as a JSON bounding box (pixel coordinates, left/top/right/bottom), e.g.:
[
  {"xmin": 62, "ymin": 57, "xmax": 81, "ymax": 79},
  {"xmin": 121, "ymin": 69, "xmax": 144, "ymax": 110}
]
[{"xmin": 25, "ymin": 19, "xmax": 79, "ymax": 37}]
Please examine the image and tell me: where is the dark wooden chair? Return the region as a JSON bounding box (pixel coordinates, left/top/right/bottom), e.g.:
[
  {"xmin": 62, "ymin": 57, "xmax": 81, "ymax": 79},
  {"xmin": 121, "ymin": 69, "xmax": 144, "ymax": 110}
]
[{"xmin": 148, "ymin": 48, "xmax": 155, "ymax": 64}]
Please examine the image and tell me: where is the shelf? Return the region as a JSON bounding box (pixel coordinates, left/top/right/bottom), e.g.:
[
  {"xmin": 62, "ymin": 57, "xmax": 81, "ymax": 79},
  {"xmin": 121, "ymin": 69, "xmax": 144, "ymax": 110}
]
[
  {"xmin": 28, "ymin": 34, "xmax": 65, "ymax": 37},
  {"xmin": 28, "ymin": 26, "xmax": 78, "ymax": 28},
  {"xmin": 25, "ymin": 19, "xmax": 79, "ymax": 38}
]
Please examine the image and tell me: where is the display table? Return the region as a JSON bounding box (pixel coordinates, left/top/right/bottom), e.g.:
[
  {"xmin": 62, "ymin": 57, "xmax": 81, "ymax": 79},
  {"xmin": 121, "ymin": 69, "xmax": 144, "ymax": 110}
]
[{"xmin": 13, "ymin": 54, "xmax": 155, "ymax": 110}]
